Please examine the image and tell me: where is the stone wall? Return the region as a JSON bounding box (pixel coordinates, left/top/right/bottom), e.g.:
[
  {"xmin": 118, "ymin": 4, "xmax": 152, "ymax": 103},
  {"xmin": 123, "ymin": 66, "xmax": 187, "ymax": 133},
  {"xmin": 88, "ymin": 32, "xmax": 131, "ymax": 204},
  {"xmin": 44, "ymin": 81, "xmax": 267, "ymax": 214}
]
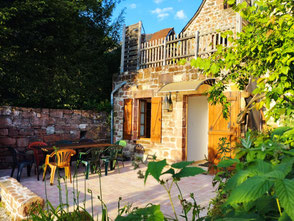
[
  {"xmin": 113, "ymin": 64, "xmax": 211, "ymax": 162},
  {"xmin": 113, "ymin": 0, "xmax": 238, "ymax": 162},
  {"xmin": 183, "ymin": 0, "xmax": 236, "ymax": 35},
  {"xmin": 0, "ymin": 106, "xmax": 110, "ymax": 168},
  {"xmin": 0, "ymin": 176, "xmax": 44, "ymax": 221}
]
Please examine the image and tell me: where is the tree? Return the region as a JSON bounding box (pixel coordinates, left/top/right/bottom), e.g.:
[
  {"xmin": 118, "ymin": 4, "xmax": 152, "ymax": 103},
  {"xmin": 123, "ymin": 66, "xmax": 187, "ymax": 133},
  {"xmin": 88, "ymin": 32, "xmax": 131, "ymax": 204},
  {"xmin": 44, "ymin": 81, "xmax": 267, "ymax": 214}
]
[
  {"xmin": 0, "ymin": 0, "xmax": 123, "ymax": 110},
  {"xmin": 189, "ymin": 0, "xmax": 294, "ymax": 123}
]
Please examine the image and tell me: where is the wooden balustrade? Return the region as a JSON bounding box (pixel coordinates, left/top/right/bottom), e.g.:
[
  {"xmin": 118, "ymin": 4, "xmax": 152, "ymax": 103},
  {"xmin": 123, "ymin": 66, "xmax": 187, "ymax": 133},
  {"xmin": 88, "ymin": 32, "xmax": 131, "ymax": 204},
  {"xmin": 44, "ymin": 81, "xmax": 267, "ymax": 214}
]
[{"xmin": 121, "ymin": 25, "xmax": 235, "ymax": 72}]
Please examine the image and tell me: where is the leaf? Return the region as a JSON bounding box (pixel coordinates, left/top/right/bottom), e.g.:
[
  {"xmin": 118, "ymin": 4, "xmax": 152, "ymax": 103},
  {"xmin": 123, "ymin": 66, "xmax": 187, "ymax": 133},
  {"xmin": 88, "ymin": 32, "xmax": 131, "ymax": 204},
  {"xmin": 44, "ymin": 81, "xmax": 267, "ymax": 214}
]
[
  {"xmin": 173, "ymin": 167, "xmax": 205, "ymax": 179},
  {"xmin": 271, "ymin": 127, "xmax": 291, "ymax": 139},
  {"xmin": 161, "ymin": 168, "xmax": 175, "ymax": 175},
  {"xmin": 225, "ymin": 170, "xmax": 253, "ymax": 191},
  {"xmin": 248, "ymin": 160, "xmax": 272, "ymax": 175},
  {"xmin": 171, "ymin": 161, "xmax": 194, "ymax": 169},
  {"xmin": 255, "ymin": 196, "xmax": 276, "ymax": 215},
  {"xmin": 226, "ymin": 176, "xmax": 273, "ymax": 205},
  {"xmin": 278, "ymin": 212, "xmax": 291, "ymax": 221},
  {"xmin": 241, "ymin": 132, "xmax": 252, "ymax": 149},
  {"xmin": 246, "ymin": 150, "xmax": 256, "ymax": 162},
  {"xmin": 210, "ymin": 63, "xmax": 220, "ymax": 74},
  {"xmin": 115, "ymin": 205, "xmax": 164, "ymax": 221},
  {"xmin": 217, "ymin": 158, "xmax": 240, "ymax": 168},
  {"xmin": 275, "ymin": 179, "xmax": 294, "ymax": 220},
  {"xmin": 144, "ymin": 160, "xmax": 167, "ymax": 184}
]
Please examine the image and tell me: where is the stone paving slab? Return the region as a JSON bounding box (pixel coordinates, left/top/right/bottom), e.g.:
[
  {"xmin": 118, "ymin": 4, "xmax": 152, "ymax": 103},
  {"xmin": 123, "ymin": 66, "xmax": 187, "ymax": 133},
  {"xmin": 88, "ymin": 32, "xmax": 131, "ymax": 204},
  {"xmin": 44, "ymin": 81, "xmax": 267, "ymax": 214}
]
[{"xmin": 0, "ymin": 162, "xmax": 216, "ymax": 220}]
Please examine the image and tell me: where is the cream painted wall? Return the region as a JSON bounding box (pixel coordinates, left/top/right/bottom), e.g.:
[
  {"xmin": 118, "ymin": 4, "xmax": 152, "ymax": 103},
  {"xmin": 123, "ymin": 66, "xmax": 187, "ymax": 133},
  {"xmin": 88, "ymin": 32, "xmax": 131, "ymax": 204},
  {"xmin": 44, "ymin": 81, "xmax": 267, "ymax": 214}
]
[{"xmin": 187, "ymin": 96, "xmax": 208, "ymax": 162}]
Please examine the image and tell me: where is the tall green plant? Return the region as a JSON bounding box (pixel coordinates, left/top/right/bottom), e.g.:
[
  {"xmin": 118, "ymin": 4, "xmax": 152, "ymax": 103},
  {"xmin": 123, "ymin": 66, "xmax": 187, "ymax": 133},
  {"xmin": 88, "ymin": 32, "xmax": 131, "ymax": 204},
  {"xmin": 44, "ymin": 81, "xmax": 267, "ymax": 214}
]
[
  {"xmin": 116, "ymin": 160, "xmax": 206, "ymax": 220},
  {"xmin": 207, "ymin": 127, "xmax": 294, "ymax": 220}
]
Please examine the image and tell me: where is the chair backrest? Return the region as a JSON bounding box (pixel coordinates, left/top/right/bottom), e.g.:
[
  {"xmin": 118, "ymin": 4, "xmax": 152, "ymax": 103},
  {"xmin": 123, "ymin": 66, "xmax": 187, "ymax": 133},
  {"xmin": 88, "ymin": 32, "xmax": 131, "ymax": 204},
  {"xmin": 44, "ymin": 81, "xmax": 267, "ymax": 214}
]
[
  {"xmin": 28, "ymin": 141, "xmax": 47, "ymax": 149},
  {"xmin": 54, "ymin": 149, "xmax": 76, "ymax": 167},
  {"xmin": 115, "ymin": 140, "xmax": 127, "ymax": 147}
]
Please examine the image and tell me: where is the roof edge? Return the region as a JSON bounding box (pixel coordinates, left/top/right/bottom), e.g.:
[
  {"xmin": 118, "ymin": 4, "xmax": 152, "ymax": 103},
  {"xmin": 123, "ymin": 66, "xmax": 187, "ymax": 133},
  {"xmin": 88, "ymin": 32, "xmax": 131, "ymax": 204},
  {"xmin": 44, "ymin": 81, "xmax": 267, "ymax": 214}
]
[{"xmin": 180, "ymin": 0, "xmax": 207, "ymax": 34}]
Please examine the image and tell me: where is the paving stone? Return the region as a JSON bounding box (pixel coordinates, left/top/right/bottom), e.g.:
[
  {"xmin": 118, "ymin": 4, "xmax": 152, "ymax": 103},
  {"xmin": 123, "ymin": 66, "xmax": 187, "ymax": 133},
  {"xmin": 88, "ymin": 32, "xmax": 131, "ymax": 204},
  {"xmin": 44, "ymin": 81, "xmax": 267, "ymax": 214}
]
[{"xmin": 0, "ymin": 162, "xmax": 215, "ymax": 220}]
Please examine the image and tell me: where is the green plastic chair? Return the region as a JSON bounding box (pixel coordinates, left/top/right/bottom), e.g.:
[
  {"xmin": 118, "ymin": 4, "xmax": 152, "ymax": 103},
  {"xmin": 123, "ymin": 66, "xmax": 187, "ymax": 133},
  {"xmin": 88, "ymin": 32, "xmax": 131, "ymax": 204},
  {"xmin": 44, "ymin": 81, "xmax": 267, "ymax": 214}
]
[
  {"xmin": 77, "ymin": 147, "xmax": 110, "ymax": 179},
  {"xmin": 101, "ymin": 140, "xmax": 127, "ymax": 175},
  {"xmin": 115, "ymin": 140, "xmax": 127, "ymax": 168}
]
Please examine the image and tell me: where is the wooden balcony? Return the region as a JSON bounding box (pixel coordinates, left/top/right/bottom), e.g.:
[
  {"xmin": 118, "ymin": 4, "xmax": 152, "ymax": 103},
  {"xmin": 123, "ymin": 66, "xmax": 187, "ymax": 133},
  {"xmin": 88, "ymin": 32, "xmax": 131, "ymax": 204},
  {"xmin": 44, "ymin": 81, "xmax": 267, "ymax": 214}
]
[{"xmin": 120, "ymin": 22, "xmax": 235, "ymax": 72}]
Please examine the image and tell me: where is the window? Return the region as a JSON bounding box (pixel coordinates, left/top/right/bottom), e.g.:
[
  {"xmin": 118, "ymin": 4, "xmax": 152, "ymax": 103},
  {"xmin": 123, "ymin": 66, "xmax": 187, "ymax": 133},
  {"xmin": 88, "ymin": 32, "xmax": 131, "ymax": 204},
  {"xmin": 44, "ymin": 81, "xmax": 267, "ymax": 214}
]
[
  {"xmin": 123, "ymin": 97, "xmax": 162, "ymax": 142},
  {"xmin": 139, "ymin": 99, "xmax": 151, "ymax": 138}
]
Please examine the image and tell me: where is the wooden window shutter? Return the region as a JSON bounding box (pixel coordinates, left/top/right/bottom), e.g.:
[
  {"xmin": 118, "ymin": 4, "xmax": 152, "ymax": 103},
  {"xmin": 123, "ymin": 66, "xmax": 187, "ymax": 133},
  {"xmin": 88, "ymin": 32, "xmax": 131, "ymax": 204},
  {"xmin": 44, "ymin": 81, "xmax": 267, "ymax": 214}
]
[
  {"xmin": 151, "ymin": 97, "xmax": 162, "ymax": 142},
  {"xmin": 123, "ymin": 99, "xmax": 133, "ymax": 140}
]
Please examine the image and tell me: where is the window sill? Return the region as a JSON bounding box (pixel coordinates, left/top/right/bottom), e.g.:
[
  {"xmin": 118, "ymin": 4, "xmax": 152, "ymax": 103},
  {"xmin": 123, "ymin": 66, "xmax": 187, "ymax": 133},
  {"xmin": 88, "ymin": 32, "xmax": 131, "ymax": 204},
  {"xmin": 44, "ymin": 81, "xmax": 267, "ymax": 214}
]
[{"xmin": 136, "ymin": 138, "xmax": 151, "ymax": 144}]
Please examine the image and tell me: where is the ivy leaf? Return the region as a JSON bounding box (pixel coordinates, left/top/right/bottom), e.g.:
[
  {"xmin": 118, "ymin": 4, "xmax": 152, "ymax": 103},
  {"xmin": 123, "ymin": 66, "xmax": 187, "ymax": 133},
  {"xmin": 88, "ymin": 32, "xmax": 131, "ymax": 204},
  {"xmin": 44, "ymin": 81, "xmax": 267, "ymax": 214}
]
[
  {"xmin": 173, "ymin": 167, "xmax": 205, "ymax": 179},
  {"xmin": 144, "ymin": 160, "xmax": 167, "ymax": 184},
  {"xmin": 275, "ymin": 179, "xmax": 294, "ymax": 220},
  {"xmin": 226, "ymin": 176, "xmax": 273, "ymax": 205},
  {"xmin": 171, "ymin": 161, "xmax": 194, "ymax": 169}
]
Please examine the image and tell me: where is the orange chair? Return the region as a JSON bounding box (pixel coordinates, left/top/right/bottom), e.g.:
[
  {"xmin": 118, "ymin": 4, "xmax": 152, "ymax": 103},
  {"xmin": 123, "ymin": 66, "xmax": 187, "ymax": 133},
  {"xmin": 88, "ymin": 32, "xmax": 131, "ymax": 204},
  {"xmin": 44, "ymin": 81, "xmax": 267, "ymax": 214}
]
[{"xmin": 43, "ymin": 149, "xmax": 76, "ymax": 185}]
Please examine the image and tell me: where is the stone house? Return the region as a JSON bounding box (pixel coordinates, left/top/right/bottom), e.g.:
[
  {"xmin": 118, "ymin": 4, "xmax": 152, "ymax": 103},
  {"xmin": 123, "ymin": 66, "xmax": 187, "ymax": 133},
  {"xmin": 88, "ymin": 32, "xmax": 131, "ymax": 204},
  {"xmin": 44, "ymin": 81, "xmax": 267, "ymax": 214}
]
[{"xmin": 113, "ymin": 0, "xmax": 257, "ymax": 164}]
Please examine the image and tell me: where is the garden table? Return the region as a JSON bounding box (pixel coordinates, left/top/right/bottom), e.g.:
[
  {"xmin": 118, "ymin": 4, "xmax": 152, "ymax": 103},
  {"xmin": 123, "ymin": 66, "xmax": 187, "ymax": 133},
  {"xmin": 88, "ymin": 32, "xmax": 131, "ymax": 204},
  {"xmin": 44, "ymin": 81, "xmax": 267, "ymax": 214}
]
[{"xmin": 30, "ymin": 142, "xmax": 117, "ymax": 180}]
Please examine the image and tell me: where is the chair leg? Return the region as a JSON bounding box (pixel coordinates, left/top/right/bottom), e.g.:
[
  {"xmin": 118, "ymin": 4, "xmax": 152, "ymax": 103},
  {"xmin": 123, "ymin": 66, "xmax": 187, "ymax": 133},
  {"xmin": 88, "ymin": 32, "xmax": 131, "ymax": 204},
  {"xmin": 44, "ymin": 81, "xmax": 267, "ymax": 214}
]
[
  {"xmin": 85, "ymin": 161, "xmax": 90, "ymax": 179},
  {"xmin": 43, "ymin": 164, "xmax": 48, "ymax": 181},
  {"xmin": 67, "ymin": 167, "xmax": 72, "ymax": 183},
  {"xmin": 11, "ymin": 164, "xmax": 16, "ymax": 177},
  {"xmin": 50, "ymin": 166, "xmax": 56, "ymax": 185},
  {"xmin": 104, "ymin": 160, "xmax": 109, "ymax": 176},
  {"xmin": 27, "ymin": 164, "xmax": 31, "ymax": 177},
  {"xmin": 17, "ymin": 164, "xmax": 25, "ymax": 182},
  {"xmin": 36, "ymin": 164, "xmax": 40, "ymax": 181}
]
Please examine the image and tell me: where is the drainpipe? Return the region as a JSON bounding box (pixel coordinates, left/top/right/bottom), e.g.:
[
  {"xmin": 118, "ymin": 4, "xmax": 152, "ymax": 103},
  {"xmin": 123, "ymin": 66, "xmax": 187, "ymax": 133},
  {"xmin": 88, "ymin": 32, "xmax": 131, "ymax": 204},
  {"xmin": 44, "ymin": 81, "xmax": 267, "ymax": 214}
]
[{"xmin": 111, "ymin": 81, "xmax": 127, "ymax": 144}]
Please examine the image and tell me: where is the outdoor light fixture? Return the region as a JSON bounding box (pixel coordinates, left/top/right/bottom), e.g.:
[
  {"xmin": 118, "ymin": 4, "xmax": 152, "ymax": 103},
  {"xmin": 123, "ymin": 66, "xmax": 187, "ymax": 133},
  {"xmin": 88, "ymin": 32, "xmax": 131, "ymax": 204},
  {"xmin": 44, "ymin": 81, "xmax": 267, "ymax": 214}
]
[{"xmin": 163, "ymin": 92, "xmax": 173, "ymax": 112}]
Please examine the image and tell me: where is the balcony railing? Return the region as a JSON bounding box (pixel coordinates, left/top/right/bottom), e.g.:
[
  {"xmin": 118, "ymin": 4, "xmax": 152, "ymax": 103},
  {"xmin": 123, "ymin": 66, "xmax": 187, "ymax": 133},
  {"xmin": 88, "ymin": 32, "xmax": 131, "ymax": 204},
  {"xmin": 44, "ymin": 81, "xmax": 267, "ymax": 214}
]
[{"xmin": 121, "ymin": 24, "xmax": 235, "ymax": 72}]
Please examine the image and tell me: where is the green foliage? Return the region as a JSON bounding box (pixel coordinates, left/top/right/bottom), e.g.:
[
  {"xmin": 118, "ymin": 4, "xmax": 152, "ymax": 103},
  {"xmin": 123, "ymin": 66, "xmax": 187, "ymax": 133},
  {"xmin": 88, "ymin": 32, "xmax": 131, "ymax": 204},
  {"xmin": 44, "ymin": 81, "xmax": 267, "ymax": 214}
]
[
  {"xmin": 208, "ymin": 127, "xmax": 294, "ymax": 220},
  {"xmin": 0, "ymin": 0, "xmax": 123, "ymax": 110},
  {"xmin": 115, "ymin": 205, "xmax": 164, "ymax": 221},
  {"xmin": 143, "ymin": 160, "xmax": 205, "ymax": 220},
  {"xmin": 190, "ymin": 0, "xmax": 294, "ymax": 121}
]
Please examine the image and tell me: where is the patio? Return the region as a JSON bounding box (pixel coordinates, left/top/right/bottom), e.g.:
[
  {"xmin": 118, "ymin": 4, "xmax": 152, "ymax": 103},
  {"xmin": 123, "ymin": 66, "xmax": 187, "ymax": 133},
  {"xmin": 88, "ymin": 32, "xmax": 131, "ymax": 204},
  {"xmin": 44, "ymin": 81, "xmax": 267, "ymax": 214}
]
[{"xmin": 0, "ymin": 161, "xmax": 216, "ymax": 220}]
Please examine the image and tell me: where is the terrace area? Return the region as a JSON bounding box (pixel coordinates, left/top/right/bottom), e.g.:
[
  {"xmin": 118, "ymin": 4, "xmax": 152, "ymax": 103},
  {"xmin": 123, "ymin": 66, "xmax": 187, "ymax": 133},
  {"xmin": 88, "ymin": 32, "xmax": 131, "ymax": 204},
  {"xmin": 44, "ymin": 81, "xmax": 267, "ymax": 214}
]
[{"xmin": 0, "ymin": 161, "xmax": 215, "ymax": 220}]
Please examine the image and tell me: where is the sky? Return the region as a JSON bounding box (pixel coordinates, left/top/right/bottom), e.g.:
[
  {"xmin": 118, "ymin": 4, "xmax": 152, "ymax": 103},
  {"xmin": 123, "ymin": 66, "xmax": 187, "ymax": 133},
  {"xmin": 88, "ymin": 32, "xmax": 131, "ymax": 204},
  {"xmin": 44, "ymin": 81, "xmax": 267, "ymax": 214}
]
[{"xmin": 112, "ymin": 0, "xmax": 202, "ymax": 35}]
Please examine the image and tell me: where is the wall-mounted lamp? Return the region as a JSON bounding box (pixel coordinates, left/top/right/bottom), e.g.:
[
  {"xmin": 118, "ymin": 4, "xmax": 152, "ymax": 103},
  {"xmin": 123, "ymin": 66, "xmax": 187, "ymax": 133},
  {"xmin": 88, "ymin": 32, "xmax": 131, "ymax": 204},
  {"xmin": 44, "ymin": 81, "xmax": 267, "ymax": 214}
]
[{"xmin": 163, "ymin": 92, "xmax": 173, "ymax": 112}]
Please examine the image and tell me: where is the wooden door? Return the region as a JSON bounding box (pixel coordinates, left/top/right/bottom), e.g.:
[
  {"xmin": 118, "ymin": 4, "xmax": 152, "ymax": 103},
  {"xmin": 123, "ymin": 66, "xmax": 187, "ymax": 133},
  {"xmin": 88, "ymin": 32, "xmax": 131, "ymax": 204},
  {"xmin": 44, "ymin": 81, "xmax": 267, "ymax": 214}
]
[{"xmin": 208, "ymin": 91, "xmax": 241, "ymax": 167}]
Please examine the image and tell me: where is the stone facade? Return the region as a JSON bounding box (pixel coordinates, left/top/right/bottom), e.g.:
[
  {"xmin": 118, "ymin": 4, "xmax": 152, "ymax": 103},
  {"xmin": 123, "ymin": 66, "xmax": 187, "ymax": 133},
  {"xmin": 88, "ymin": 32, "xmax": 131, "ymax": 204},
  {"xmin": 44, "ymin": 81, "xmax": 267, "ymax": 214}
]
[
  {"xmin": 113, "ymin": 0, "xmax": 238, "ymax": 162},
  {"xmin": 182, "ymin": 0, "xmax": 236, "ymax": 35},
  {"xmin": 113, "ymin": 64, "xmax": 212, "ymax": 162},
  {"xmin": 0, "ymin": 106, "xmax": 110, "ymax": 168},
  {"xmin": 0, "ymin": 176, "xmax": 44, "ymax": 220}
]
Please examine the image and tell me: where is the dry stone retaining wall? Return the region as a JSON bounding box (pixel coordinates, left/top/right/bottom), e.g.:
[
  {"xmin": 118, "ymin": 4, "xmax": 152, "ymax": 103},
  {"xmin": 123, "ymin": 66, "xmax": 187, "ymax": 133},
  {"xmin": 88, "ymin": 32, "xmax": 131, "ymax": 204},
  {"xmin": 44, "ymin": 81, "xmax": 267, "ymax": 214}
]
[
  {"xmin": 0, "ymin": 106, "xmax": 110, "ymax": 168},
  {"xmin": 0, "ymin": 176, "xmax": 44, "ymax": 220}
]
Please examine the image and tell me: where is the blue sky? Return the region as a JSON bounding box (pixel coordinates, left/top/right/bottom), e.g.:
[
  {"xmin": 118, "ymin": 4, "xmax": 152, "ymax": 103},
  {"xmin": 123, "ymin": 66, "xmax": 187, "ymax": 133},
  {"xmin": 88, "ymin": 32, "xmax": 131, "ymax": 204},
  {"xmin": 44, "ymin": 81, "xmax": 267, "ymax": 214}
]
[{"xmin": 112, "ymin": 0, "xmax": 202, "ymax": 34}]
